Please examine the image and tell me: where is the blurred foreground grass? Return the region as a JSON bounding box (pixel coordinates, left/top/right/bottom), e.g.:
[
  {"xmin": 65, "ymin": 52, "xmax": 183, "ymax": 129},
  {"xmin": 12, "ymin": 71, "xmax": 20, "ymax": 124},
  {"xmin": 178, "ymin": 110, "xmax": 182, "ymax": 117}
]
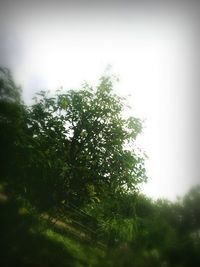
[{"xmin": 0, "ymin": 188, "xmax": 108, "ymax": 267}]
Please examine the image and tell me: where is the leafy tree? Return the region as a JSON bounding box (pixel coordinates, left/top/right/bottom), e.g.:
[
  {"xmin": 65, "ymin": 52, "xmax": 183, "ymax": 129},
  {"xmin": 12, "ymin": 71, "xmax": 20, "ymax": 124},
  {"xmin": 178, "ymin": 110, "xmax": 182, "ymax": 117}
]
[
  {"xmin": 0, "ymin": 71, "xmax": 147, "ymax": 210},
  {"xmin": 21, "ymin": 75, "xmax": 147, "ymax": 209},
  {"xmin": 0, "ymin": 67, "xmax": 26, "ymax": 188}
]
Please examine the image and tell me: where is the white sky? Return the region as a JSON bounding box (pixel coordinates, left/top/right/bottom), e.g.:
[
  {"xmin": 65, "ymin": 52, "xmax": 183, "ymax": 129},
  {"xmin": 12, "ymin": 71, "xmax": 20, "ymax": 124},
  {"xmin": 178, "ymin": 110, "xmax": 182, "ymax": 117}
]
[{"xmin": 1, "ymin": 1, "xmax": 199, "ymax": 200}]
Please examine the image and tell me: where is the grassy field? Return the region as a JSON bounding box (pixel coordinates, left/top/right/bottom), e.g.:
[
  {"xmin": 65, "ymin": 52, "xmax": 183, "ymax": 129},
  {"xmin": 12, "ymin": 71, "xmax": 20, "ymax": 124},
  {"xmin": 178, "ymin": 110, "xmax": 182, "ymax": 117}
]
[{"xmin": 0, "ymin": 192, "xmax": 109, "ymax": 267}]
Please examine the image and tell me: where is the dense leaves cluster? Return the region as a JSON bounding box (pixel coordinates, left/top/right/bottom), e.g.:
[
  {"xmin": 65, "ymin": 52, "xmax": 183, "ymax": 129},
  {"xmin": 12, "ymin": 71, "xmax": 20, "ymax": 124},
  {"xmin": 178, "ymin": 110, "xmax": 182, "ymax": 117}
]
[
  {"xmin": 0, "ymin": 68, "xmax": 146, "ymax": 209},
  {"xmin": 0, "ymin": 68, "xmax": 26, "ymax": 191},
  {"xmin": 90, "ymin": 188, "xmax": 200, "ymax": 267}
]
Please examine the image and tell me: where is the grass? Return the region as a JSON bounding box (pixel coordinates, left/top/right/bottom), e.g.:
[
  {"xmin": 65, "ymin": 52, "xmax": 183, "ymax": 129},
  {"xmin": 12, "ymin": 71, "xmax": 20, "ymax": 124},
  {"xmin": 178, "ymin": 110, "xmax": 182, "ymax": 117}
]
[{"xmin": 0, "ymin": 194, "xmax": 108, "ymax": 267}]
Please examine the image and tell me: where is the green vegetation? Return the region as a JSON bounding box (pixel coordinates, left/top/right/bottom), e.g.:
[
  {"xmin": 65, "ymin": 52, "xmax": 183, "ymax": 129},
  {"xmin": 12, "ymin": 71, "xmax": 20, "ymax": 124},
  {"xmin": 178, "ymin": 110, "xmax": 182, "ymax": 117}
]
[{"xmin": 0, "ymin": 67, "xmax": 199, "ymax": 266}]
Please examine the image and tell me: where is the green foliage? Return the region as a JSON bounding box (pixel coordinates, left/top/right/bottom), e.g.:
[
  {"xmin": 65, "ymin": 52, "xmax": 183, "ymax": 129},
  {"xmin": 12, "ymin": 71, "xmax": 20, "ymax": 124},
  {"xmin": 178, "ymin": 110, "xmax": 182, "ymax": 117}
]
[
  {"xmin": 1, "ymin": 68, "xmax": 199, "ymax": 267},
  {"xmin": 0, "ymin": 68, "xmax": 27, "ymax": 187},
  {"xmin": 131, "ymin": 188, "xmax": 200, "ymax": 267},
  {"xmin": 100, "ymin": 217, "xmax": 137, "ymax": 245},
  {"xmin": 3, "ymin": 72, "xmax": 146, "ymax": 209},
  {"xmin": 83, "ymin": 192, "xmax": 138, "ymax": 247}
]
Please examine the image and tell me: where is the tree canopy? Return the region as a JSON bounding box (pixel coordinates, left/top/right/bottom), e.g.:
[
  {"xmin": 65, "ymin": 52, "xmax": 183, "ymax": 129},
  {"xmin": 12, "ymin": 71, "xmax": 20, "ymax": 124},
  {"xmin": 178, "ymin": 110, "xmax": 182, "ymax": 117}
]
[{"xmin": 0, "ymin": 69, "xmax": 147, "ymax": 209}]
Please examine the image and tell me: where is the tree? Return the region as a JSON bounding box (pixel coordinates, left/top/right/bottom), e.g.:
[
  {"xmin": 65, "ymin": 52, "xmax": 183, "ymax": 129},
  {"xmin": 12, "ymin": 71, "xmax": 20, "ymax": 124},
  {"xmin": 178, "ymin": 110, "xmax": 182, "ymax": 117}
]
[
  {"xmin": 23, "ymin": 75, "xmax": 147, "ymax": 208},
  {"xmin": 0, "ymin": 67, "xmax": 26, "ymax": 187},
  {"xmin": 0, "ymin": 70, "xmax": 147, "ymax": 210}
]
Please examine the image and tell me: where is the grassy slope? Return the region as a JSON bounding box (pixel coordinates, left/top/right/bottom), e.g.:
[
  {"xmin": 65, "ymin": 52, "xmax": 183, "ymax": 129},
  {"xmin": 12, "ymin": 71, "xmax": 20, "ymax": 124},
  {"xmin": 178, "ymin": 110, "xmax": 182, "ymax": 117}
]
[{"xmin": 0, "ymin": 195, "xmax": 109, "ymax": 267}]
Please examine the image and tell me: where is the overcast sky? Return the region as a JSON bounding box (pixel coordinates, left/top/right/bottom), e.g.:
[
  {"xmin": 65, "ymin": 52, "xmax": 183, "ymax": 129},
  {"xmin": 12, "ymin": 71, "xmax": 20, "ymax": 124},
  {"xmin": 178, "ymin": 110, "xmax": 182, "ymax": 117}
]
[{"xmin": 0, "ymin": 0, "xmax": 200, "ymax": 200}]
